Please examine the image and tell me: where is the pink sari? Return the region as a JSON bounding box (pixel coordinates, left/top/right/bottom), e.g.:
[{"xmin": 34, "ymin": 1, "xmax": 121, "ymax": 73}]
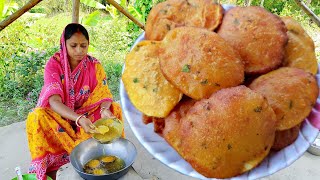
[{"xmin": 26, "ymin": 24, "xmax": 123, "ymax": 179}]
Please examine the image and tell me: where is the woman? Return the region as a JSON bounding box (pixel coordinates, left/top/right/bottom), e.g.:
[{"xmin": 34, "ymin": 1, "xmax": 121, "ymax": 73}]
[{"xmin": 26, "ymin": 23, "xmax": 123, "ymax": 180}]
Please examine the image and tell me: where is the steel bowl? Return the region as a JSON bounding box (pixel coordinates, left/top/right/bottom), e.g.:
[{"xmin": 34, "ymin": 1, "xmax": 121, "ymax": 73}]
[
  {"xmin": 70, "ymin": 138, "xmax": 137, "ymax": 180},
  {"xmin": 307, "ymin": 138, "xmax": 320, "ymax": 156}
]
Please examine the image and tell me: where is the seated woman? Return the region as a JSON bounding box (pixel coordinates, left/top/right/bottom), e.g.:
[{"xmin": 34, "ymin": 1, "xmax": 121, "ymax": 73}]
[{"xmin": 26, "ymin": 23, "xmax": 123, "ymax": 180}]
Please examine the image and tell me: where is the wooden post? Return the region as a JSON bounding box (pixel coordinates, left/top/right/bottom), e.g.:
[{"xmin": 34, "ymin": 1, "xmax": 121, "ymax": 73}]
[
  {"xmin": 294, "ymin": 0, "xmax": 320, "ymax": 27},
  {"xmin": 72, "ymin": 0, "xmax": 80, "ymax": 23},
  {"xmin": 0, "ymin": 0, "xmax": 43, "ymax": 31}
]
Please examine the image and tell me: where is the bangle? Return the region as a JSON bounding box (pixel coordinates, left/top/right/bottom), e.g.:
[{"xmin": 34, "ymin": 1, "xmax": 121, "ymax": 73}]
[{"xmin": 75, "ymin": 114, "xmax": 85, "ymax": 127}]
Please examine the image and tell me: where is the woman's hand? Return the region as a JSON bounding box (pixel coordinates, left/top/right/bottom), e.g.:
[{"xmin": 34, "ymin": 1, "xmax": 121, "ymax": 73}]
[
  {"xmin": 78, "ymin": 117, "xmax": 97, "ymax": 133},
  {"xmin": 101, "ymin": 107, "xmax": 116, "ymax": 119}
]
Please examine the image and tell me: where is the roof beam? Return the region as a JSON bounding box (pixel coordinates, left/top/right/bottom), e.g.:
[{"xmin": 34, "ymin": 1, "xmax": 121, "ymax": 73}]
[{"xmin": 294, "ymin": 0, "xmax": 320, "ymax": 27}]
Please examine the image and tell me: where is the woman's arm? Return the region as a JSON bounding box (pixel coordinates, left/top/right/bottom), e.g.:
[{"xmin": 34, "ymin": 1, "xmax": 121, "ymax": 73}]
[
  {"xmin": 49, "ymin": 95, "xmax": 96, "ymax": 133},
  {"xmin": 100, "ymin": 101, "xmax": 115, "ymax": 119},
  {"xmin": 100, "ymin": 101, "xmax": 112, "ymax": 110}
]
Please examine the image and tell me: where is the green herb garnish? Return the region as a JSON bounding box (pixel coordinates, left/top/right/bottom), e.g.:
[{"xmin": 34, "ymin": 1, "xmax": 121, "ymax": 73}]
[
  {"xmin": 133, "ymin": 78, "xmax": 139, "ymax": 83},
  {"xmin": 182, "ymin": 64, "xmax": 191, "ymax": 73}
]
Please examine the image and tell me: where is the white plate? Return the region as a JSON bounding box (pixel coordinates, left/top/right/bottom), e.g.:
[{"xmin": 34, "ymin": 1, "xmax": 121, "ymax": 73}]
[{"xmin": 120, "ymin": 5, "xmax": 320, "ymax": 179}]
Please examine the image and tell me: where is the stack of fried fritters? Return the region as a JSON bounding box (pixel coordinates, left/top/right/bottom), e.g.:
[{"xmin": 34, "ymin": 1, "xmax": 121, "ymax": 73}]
[{"xmin": 122, "ymin": 0, "xmax": 319, "ymax": 178}]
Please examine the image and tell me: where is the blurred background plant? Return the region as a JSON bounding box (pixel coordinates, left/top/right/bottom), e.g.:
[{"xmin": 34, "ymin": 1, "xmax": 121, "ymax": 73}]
[{"xmin": 0, "ymin": 0, "xmax": 319, "ymax": 126}]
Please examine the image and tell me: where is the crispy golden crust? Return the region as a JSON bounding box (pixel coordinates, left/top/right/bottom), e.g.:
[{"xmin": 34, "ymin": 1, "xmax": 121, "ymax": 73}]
[
  {"xmin": 152, "ymin": 117, "xmax": 165, "ymax": 134},
  {"xmin": 122, "ymin": 41, "xmax": 183, "ymax": 117},
  {"xmin": 145, "ymin": 0, "xmax": 223, "ymax": 41},
  {"xmin": 282, "ymin": 17, "xmax": 318, "ymax": 75},
  {"xmin": 180, "ymin": 86, "xmax": 276, "ymax": 178},
  {"xmin": 249, "ymin": 67, "xmax": 318, "ymax": 131},
  {"xmin": 162, "ymin": 97, "xmax": 197, "ymax": 156},
  {"xmin": 272, "ymin": 124, "xmax": 300, "ymax": 151},
  {"xmin": 217, "ymin": 6, "xmax": 288, "ymax": 75},
  {"xmin": 142, "ymin": 114, "xmax": 165, "ymax": 134},
  {"xmin": 160, "ymin": 27, "xmax": 244, "ymax": 100}
]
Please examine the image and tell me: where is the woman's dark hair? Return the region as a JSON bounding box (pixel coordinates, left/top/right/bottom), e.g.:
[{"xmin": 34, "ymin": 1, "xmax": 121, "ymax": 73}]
[{"xmin": 64, "ymin": 23, "xmax": 89, "ymax": 41}]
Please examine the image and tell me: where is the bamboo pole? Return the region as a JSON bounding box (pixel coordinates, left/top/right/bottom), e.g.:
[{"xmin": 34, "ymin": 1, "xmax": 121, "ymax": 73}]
[
  {"xmin": 107, "ymin": 0, "xmax": 145, "ymax": 30},
  {"xmin": 294, "ymin": 0, "xmax": 320, "ymax": 27},
  {"xmin": 72, "ymin": 0, "xmax": 80, "ymax": 23},
  {"xmin": 0, "ymin": 0, "xmax": 43, "ymax": 32}
]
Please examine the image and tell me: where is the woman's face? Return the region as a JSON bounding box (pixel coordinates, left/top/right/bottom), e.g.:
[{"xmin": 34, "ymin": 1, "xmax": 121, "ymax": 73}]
[{"xmin": 66, "ymin": 32, "xmax": 89, "ymax": 62}]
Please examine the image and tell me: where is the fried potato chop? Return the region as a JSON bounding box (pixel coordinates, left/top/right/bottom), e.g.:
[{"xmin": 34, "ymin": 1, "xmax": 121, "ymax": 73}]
[
  {"xmin": 122, "ymin": 41, "xmax": 183, "ymax": 117},
  {"xmin": 249, "ymin": 67, "xmax": 318, "ymax": 131},
  {"xmin": 142, "ymin": 114, "xmax": 153, "ymax": 124},
  {"xmin": 160, "ymin": 27, "xmax": 244, "ymax": 100},
  {"xmin": 272, "ymin": 124, "xmax": 300, "ymax": 151},
  {"xmin": 142, "ymin": 114, "xmax": 165, "ymax": 134},
  {"xmin": 282, "ymin": 17, "xmax": 318, "ymax": 75},
  {"xmin": 179, "ymin": 86, "xmax": 276, "ymax": 178},
  {"xmin": 145, "ymin": 0, "xmax": 223, "ymax": 41},
  {"xmin": 152, "ymin": 117, "xmax": 165, "ymax": 134},
  {"xmin": 218, "ymin": 6, "xmax": 288, "ymax": 75},
  {"xmin": 162, "ymin": 97, "xmax": 197, "ymax": 156}
]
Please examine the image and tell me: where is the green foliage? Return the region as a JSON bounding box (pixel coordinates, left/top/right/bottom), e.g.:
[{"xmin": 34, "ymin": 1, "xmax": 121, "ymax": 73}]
[
  {"xmin": 0, "ymin": 0, "xmax": 4, "ymax": 17},
  {"xmin": 82, "ymin": 10, "xmax": 102, "ymax": 26},
  {"xmin": 309, "ymin": 0, "xmax": 320, "ymax": 15},
  {"xmin": 251, "ymin": 0, "xmax": 286, "ymax": 14},
  {"xmin": 0, "ymin": 48, "xmax": 56, "ymax": 99},
  {"xmin": 1, "ymin": 13, "xmax": 70, "ymax": 61},
  {"xmin": 0, "ymin": 48, "xmax": 57, "ymax": 126},
  {"xmin": 80, "ymin": 0, "xmax": 127, "ymax": 18},
  {"xmin": 85, "ymin": 17, "xmax": 133, "ymax": 62},
  {"xmin": 132, "ymin": 0, "xmax": 152, "ymax": 23},
  {"xmin": 81, "ymin": 0, "xmax": 106, "ymax": 9},
  {"xmin": 104, "ymin": 60, "xmax": 123, "ymax": 100},
  {"xmin": 84, "ymin": 17, "xmax": 134, "ymax": 100},
  {"xmin": 29, "ymin": 6, "xmax": 46, "ymax": 14},
  {"xmin": 37, "ymin": 0, "xmax": 70, "ymax": 15},
  {"xmin": 0, "ymin": 13, "xmax": 69, "ymax": 125},
  {"xmin": 0, "ymin": 1, "xmax": 19, "ymax": 21}
]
